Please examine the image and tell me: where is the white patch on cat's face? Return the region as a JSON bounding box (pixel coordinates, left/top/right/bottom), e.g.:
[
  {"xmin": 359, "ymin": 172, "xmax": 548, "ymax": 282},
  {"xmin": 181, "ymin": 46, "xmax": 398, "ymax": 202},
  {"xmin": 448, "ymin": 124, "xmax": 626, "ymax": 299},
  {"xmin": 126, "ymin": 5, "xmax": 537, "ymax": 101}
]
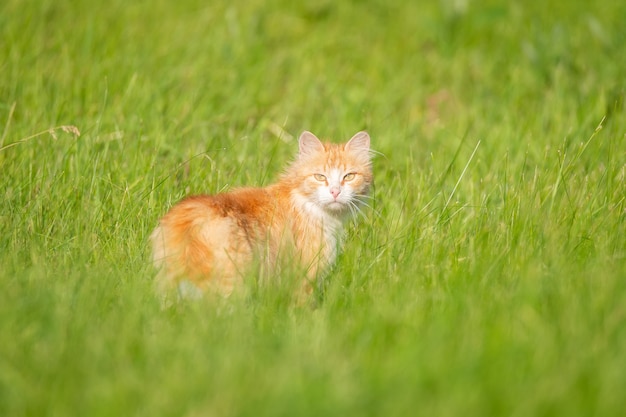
[{"xmin": 311, "ymin": 168, "xmax": 359, "ymax": 214}]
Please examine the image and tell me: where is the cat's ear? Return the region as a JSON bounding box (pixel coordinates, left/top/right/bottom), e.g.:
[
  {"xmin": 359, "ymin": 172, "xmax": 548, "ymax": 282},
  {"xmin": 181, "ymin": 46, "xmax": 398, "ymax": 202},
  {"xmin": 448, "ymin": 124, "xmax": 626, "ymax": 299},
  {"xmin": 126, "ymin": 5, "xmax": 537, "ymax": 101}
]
[
  {"xmin": 345, "ymin": 131, "xmax": 370, "ymax": 153},
  {"xmin": 298, "ymin": 131, "xmax": 324, "ymax": 159}
]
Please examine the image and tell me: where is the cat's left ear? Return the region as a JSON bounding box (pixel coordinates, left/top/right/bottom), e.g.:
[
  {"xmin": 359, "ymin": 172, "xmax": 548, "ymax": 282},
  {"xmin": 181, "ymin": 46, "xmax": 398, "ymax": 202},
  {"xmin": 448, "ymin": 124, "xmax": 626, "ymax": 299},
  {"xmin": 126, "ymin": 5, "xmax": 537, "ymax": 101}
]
[
  {"xmin": 299, "ymin": 131, "xmax": 325, "ymax": 159},
  {"xmin": 345, "ymin": 131, "xmax": 370, "ymax": 153}
]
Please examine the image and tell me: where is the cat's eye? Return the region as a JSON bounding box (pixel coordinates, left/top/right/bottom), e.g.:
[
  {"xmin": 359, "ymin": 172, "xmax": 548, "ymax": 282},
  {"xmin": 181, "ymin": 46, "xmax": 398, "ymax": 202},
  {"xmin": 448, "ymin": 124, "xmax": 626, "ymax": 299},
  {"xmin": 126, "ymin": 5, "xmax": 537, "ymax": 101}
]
[
  {"xmin": 313, "ymin": 174, "xmax": 327, "ymax": 182},
  {"xmin": 343, "ymin": 173, "xmax": 356, "ymax": 181}
]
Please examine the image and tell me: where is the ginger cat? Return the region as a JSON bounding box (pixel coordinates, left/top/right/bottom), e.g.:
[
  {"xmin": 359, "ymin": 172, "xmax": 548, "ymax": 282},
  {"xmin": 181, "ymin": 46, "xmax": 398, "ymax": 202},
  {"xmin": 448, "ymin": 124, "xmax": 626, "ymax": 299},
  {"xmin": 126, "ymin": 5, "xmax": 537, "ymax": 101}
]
[{"xmin": 150, "ymin": 130, "xmax": 372, "ymax": 300}]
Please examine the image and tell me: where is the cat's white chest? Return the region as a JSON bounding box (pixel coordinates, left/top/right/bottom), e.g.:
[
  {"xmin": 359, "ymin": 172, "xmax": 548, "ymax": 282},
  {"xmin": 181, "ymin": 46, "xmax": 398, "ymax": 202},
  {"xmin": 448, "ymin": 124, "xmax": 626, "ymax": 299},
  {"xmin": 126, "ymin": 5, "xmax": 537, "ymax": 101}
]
[
  {"xmin": 291, "ymin": 192, "xmax": 344, "ymax": 263},
  {"xmin": 321, "ymin": 216, "xmax": 344, "ymax": 264}
]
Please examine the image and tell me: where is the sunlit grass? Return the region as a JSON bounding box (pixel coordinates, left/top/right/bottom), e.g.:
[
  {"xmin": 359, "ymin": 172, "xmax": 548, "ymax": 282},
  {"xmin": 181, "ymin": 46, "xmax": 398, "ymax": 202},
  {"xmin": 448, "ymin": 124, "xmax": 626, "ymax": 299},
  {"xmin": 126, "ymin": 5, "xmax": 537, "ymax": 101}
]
[{"xmin": 1, "ymin": 0, "xmax": 625, "ymax": 416}]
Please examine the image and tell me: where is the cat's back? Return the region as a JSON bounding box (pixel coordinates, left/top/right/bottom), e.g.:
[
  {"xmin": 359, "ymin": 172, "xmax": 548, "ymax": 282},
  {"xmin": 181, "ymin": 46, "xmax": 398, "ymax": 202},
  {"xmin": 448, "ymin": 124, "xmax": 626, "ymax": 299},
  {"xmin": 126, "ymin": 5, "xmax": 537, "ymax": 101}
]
[{"xmin": 155, "ymin": 187, "xmax": 280, "ymax": 238}]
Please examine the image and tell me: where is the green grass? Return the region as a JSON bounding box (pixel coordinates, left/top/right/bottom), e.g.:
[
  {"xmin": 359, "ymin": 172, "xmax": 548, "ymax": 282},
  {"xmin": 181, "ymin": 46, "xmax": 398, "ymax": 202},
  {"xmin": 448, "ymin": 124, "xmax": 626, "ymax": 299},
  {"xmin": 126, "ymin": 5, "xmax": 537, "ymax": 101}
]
[{"xmin": 1, "ymin": 0, "xmax": 625, "ymax": 415}]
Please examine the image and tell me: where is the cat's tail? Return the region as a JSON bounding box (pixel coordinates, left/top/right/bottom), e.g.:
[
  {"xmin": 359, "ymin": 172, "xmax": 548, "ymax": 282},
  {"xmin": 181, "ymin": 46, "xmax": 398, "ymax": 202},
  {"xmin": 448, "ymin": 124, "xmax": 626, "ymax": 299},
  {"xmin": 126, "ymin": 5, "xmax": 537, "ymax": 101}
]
[{"xmin": 149, "ymin": 198, "xmax": 244, "ymax": 300}]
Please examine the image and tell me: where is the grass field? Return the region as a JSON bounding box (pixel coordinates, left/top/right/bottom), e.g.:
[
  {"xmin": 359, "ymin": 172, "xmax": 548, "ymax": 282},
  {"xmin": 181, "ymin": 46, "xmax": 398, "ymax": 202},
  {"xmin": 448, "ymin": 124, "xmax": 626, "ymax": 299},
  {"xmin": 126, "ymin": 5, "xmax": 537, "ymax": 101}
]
[{"xmin": 1, "ymin": 0, "xmax": 625, "ymax": 415}]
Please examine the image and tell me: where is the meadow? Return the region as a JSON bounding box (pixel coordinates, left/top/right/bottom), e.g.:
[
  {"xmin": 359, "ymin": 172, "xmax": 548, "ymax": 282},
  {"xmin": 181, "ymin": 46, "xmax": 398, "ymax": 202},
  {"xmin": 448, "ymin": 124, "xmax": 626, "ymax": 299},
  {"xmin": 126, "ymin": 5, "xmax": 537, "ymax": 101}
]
[{"xmin": 1, "ymin": 0, "xmax": 625, "ymax": 415}]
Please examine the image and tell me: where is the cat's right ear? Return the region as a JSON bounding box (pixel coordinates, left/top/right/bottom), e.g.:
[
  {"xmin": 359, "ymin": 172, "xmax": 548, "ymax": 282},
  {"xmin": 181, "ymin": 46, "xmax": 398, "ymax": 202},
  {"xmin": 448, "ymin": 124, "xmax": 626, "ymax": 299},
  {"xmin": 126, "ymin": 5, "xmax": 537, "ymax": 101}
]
[
  {"xmin": 298, "ymin": 131, "xmax": 324, "ymax": 159},
  {"xmin": 345, "ymin": 131, "xmax": 370, "ymax": 152}
]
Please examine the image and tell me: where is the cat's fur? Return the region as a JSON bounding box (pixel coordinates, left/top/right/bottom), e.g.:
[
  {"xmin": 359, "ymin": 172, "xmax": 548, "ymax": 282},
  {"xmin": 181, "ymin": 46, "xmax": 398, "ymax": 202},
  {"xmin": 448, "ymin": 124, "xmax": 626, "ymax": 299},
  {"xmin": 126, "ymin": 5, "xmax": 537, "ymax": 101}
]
[{"xmin": 150, "ymin": 131, "xmax": 372, "ymax": 300}]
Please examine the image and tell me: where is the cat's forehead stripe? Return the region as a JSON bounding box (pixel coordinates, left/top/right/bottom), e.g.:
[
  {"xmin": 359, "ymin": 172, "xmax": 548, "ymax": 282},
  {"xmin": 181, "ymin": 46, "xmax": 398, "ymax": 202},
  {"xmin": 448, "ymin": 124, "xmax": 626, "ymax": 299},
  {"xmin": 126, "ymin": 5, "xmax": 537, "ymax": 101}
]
[{"xmin": 324, "ymin": 143, "xmax": 353, "ymax": 168}]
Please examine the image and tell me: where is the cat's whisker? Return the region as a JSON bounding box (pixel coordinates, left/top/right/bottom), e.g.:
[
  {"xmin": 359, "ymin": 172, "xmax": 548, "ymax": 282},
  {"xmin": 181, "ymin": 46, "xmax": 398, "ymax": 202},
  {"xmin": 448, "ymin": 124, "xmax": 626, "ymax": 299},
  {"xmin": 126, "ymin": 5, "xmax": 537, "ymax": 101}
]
[
  {"xmin": 346, "ymin": 203, "xmax": 363, "ymax": 222},
  {"xmin": 349, "ymin": 199, "xmax": 364, "ymax": 214},
  {"xmin": 353, "ymin": 197, "xmax": 375, "ymax": 211},
  {"xmin": 345, "ymin": 202, "xmax": 358, "ymax": 219},
  {"xmin": 353, "ymin": 197, "xmax": 382, "ymax": 220},
  {"xmin": 347, "ymin": 199, "xmax": 371, "ymax": 221}
]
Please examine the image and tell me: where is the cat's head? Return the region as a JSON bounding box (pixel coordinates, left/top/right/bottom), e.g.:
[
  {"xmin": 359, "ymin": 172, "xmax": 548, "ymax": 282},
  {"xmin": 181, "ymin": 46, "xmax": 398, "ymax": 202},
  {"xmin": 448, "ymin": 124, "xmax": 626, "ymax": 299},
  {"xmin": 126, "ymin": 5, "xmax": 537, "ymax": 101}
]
[{"xmin": 287, "ymin": 131, "xmax": 373, "ymax": 217}]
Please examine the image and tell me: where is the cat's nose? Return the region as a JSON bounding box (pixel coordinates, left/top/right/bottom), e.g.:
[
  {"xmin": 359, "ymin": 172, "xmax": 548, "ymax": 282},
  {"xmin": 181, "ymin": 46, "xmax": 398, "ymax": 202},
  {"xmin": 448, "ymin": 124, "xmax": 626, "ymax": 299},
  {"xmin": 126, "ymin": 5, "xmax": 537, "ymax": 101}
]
[{"xmin": 330, "ymin": 187, "xmax": 341, "ymax": 199}]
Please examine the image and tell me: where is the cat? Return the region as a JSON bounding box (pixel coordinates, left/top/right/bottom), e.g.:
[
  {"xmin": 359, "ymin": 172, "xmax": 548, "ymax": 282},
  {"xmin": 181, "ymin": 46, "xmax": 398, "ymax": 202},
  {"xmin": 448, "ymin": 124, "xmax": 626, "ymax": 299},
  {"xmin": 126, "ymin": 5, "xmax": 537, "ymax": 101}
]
[{"xmin": 150, "ymin": 130, "xmax": 373, "ymax": 301}]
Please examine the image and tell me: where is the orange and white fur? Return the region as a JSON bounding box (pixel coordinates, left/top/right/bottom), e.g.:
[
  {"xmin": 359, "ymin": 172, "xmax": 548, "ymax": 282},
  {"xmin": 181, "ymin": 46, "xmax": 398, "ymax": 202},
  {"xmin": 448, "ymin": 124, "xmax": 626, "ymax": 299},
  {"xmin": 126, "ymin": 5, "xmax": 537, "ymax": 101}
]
[{"xmin": 150, "ymin": 131, "xmax": 372, "ymax": 300}]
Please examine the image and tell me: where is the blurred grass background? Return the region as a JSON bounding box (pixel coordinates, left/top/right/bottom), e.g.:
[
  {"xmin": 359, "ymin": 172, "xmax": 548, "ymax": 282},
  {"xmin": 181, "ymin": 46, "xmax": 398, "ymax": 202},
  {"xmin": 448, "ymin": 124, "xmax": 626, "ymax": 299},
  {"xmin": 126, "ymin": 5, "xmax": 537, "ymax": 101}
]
[{"xmin": 1, "ymin": 0, "xmax": 625, "ymax": 416}]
